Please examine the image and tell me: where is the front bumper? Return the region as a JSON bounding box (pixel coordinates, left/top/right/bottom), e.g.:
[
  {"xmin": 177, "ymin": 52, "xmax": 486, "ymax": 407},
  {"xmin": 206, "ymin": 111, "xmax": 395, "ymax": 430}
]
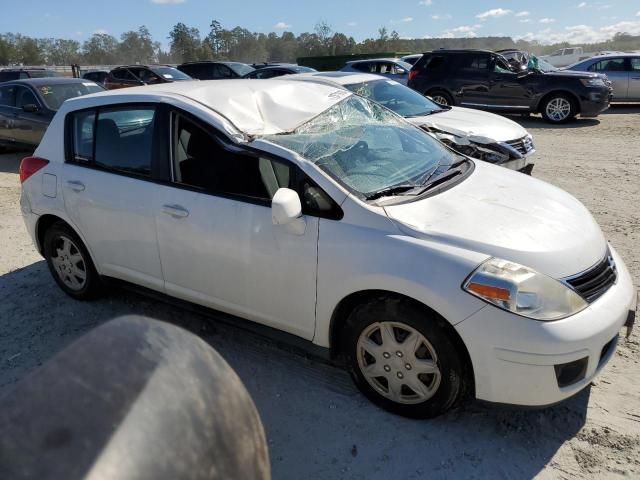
[
  {"xmin": 579, "ymin": 88, "xmax": 612, "ymax": 117},
  {"xmin": 455, "ymin": 246, "xmax": 635, "ymax": 406}
]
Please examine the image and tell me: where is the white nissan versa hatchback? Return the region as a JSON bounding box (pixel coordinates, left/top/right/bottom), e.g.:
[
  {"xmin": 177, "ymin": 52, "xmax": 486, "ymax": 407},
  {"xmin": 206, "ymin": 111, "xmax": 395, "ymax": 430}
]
[{"xmin": 20, "ymin": 80, "xmax": 636, "ymax": 418}]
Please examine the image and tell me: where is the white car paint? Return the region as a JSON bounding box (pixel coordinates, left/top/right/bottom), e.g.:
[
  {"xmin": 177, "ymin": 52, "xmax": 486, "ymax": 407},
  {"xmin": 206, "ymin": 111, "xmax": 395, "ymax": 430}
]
[{"xmin": 21, "ymin": 79, "xmax": 635, "ymax": 408}]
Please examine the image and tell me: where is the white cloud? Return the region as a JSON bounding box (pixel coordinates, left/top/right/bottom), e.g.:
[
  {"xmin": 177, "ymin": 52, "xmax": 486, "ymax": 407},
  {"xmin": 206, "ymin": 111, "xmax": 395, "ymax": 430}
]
[
  {"xmin": 520, "ymin": 19, "xmax": 531, "ymax": 23},
  {"xmin": 150, "ymin": 0, "xmax": 186, "ymax": 4},
  {"xmin": 515, "ymin": 20, "xmax": 640, "ymax": 44},
  {"xmin": 539, "ymin": 18, "xmax": 556, "ymax": 24},
  {"xmin": 431, "ymin": 14, "xmax": 452, "ymax": 20},
  {"xmin": 515, "ymin": 11, "xmax": 530, "ymax": 17},
  {"xmin": 418, "ymin": 0, "xmax": 433, "ymax": 5},
  {"xmin": 577, "ymin": 2, "xmax": 587, "ymax": 7},
  {"xmin": 476, "ymin": 8, "xmax": 512, "ymax": 20},
  {"xmin": 402, "ymin": 17, "xmax": 414, "ymax": 22},
  {"xmin": 273, "ymin": 21, "xmax": 291, "ymax": 29},
  {"xmin": 93, "ymin": 28, "xmax": 109, "ymax": 35},
  {"xmin": 347, "ymin": 21, "xmax": 357, "ymax": 26},
  {"xmin": 442, "ymin": 24, "xmax": 483, "ymax": 38}
]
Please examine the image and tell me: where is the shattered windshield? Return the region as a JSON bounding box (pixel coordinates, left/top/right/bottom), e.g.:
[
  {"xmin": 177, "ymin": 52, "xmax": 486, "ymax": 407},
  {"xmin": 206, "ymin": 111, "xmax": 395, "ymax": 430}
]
[
  {"xmin": 345, "ymin": 79, "xmax": 443, "ymax": 117},
  {"xmin": 529, "ymin": 55, "xmax": 557, "ymax": 73},
  {"xmin": 262, "ymin": 95, "xmax": 454, "ymax": 198}
]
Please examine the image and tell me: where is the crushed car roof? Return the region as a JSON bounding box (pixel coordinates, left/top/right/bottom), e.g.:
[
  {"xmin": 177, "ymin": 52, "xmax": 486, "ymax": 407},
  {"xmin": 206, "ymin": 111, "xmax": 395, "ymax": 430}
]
[{"xmin": 71, "ymin": 79, "xmax": 351, "ymax": 136}]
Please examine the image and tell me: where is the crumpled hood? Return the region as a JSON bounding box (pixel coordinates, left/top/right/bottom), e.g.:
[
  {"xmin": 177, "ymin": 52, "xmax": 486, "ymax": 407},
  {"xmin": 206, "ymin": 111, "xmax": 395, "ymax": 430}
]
[
  {"xmin": 406, "ymin": 106, "xmax": 528, "ymax": 143},
  {"xmin": 384, "ymin": 161, "xmax": 607, "ymax": 279}
]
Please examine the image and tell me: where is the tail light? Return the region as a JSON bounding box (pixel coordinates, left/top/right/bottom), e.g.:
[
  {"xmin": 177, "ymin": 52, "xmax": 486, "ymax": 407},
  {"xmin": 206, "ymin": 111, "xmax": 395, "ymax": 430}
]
[
  {"xmin": 19, "ymin": 157, "xmax": 49, "ymax": 183},
  {"xmin": 408, "ymin": 69, "xmax": 418, "ymax": 82}
]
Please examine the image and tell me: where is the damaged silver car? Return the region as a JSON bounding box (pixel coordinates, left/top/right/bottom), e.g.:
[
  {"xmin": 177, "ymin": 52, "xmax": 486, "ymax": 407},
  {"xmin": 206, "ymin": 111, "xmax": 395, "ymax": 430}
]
[{"xmin": 286, "ymin": 72, "xmax": 535, "ymax": 174}]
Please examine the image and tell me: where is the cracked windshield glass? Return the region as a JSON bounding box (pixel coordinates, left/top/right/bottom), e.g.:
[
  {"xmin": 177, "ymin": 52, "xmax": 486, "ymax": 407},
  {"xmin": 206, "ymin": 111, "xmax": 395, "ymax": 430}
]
[{"xmin": 263, "ymin": 95, "xmax": 453, "ymax": 198}]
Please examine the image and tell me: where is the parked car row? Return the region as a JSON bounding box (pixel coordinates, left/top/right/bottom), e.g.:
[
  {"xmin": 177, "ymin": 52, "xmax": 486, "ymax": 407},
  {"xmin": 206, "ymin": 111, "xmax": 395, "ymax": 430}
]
[{"xmin": 19, "ymin": 77, "xmax": 635, "ymax": 419}]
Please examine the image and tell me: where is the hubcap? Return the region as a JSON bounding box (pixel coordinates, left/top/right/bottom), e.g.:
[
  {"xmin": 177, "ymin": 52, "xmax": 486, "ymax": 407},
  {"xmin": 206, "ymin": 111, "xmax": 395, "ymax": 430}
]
[
  {"xmin": 356, "ymin": 322, "xmax": 441, "ymax": 405},
  {"xmin": 50, "ymin": 235, "xmax": 87, "ymax": 291},
  {"xmin": 546, "ymin": 97, "xmax": 571, "ymax": 122},
  {"xmin": 432, "ymin": 95, "xmax": 449, "ymax": 106}
]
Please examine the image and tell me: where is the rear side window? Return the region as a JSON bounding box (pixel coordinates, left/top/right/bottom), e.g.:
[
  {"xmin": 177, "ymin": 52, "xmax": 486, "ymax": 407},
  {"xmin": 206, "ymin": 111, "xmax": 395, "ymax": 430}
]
[
  {"xmin": 112, "ymin": 69, "xmax": 136, "ymax": 81},
  {"xmin": 68, "ymin": 106, "xmax": 156, "ymax": 177},
  {"xmin": 631, "ymin": 58, "xmax": 640, "ymax": 71},
  {"xmin": 426, "ymin": 56, "xmax": 445, "ymax": 71},
  {"xmin": 455, "ymin": 54, "xmax": 490, "ymax": 72},
  {"xmin": 351, "ymin": 62, "xmax": 372, "ymax": 73}
]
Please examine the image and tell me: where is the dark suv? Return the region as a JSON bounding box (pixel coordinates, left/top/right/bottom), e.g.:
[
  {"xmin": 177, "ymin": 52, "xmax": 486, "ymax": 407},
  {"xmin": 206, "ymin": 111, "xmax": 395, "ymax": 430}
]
[
  {"xmin": 408, "ymin": 49, "xmax": 612, "ymax": 123},
  {"xmin": 104, "ymin": 65, "xmax": 192, "ymax": 90},
  {"xmin": 177, "ymin": 61, "xmax": 254, "ymax": 80},
  {"xmin": 0, "ymin": 68, "xmax": 57, "ymax": 83}
]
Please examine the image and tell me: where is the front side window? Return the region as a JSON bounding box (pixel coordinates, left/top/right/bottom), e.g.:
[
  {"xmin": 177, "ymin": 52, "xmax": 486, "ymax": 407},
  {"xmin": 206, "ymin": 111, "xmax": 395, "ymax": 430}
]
[
  {"xmin": 112, "ymin": 69, "xmax": 136, "ymax": 81},
  {"xmin": 150, "ymin": 66, "xmax": 191, "ymax": 81},
  {"xmin": 631, "ymin": 58, "xmax": 640, "ymax": 71},
  {"xmin": 172, "ymin": 114, "xmax": 290, "ymax": 201},
  {"xmin": 262, "ymin": 95, "xmax": 453, "ymax": 198},
  {"xmin": 15, "ymin": 87, "xmax": 39, "ymax": 109}
]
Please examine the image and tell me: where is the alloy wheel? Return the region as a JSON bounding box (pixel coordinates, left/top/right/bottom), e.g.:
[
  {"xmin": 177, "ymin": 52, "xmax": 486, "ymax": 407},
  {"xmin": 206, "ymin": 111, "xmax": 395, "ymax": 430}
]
[
  {"xmin": 356, "ymin": 321, "xmax": 441, "ymax": 405},
  {"xmin": 50, "ymin": 235, "xmax": 87, "ymax": 291},
  {"xmin": 432, "ymin": 95, "xmax": 449, "ymax": 106},
  {"xmin": 545, "ymin": 97, "xmax": 572, "ymax": 122}
]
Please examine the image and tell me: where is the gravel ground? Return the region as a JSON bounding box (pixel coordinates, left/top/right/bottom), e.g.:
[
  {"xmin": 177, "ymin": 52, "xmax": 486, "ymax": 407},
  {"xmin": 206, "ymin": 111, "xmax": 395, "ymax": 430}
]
[{"xmin": 1, "ymin": 107, "xmax": 639, "ymax": 479}]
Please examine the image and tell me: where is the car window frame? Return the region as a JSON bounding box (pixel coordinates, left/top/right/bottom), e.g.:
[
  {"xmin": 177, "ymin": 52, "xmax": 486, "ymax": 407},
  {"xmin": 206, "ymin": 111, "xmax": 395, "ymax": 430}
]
[
  {"xmin": 0, "ymin": 84, "xmax": 18, "ymax": 108},
  {"xmin": 14, "ymin": 85, "xmax": 42, "ymax": 110},
  {"xmin": 64, "ymin": 102, "xmax": 165, "ymax": 183},
  {"xmin": 159, "ymin": 106, "xmax": 342, "ymax": 219}
]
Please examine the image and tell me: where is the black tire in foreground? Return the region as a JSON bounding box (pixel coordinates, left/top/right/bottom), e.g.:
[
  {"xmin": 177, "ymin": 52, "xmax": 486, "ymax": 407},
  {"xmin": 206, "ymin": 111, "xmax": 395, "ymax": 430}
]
[
  {"xmin": 343, "ymin": 297, "xmax": 468, "ymax": 418},
  {"xmin": 43, "ymin": 222, "xmax": 102, "ymax": 300}
]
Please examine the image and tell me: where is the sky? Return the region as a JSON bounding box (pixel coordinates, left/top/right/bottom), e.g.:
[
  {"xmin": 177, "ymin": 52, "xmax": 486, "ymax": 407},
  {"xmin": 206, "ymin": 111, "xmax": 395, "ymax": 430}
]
[{"xmin": 2, "ymin": 0, "xmax": 640, "ymax": 46}]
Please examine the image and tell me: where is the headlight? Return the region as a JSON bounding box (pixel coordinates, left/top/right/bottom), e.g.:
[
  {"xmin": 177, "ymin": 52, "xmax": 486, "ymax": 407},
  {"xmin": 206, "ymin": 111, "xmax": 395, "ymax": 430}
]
[
  {"xmin": 463, "ymin": 258, "xmax": 588, "ymax": 320},
  {"xmin": 580, "ymin": 78, "xmax": 606, "ymax": 88}
]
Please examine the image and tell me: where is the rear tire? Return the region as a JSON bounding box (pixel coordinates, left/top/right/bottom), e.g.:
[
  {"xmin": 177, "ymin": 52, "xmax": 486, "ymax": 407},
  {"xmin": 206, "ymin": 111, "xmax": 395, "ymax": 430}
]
[
  {"xmin": 43, "ymin": 222, "xmax": 102, "ymax": 300},
  {"xmin": 541, "ymin": 93, "xmax": 577, "ymax": 123},
  {"xmin": 427, "ymin": 89, "xmax": 454, "ymax": 107},
  {"xmin": 343, "ymin": 297, "xmax": 466, "ymax": 418}
]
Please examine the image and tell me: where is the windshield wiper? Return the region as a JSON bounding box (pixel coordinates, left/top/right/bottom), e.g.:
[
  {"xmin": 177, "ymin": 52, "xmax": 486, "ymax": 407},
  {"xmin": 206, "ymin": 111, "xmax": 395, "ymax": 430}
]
[
  {"xmin": 406, "ymin": 109, "xmax": 446, "ymax": 118},
  {"xmin": 365, "ymin": 184, "xmax": 418, "ymax": 201}
]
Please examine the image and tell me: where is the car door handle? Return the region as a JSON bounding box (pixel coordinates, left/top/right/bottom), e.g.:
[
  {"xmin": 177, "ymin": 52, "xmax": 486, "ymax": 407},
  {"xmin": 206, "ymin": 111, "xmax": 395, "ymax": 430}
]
[
  {"xmin": 631, "ymin": 77, "xmax": 640, "ymax": 80},
  {"xmin": 162, "ymin": 204, "xmax": 190, "ymax": 218},
  {"xmin": 66, "ymin": 180, "xmax": 85, "ymax": 192}
]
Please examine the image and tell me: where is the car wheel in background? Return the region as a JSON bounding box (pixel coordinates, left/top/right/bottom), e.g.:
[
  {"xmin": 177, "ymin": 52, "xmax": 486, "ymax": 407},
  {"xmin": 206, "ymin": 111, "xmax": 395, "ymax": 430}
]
[
  {"xmin": 344, "ymin": 297, "xmax": 467, "ymax": 418},
  {"xmin": 427, "ymin": 89, "xmax": 454, "ymax": 107},
  {"xmin": 43, "ymin": 222, "xmax": 102, "ymax": 300},
  {"xmin": 541, "ymin": 93, "xmax": 577, "ymax": 123}
]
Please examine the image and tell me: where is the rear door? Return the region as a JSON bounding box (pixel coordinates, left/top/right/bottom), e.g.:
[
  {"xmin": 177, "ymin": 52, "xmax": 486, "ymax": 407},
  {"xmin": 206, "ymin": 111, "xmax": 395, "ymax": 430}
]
[
  {"xmin": 628, "ymin": 57, "xmax": 640, "ymax": 100},
  {"xmin": 62, "ymin": 104, "xmax": 164, "ymax": 291},
  {"xmin": 453, "ymin": 52, "xmax": 493, "ymax": 107},
  {"xmin": 153, "ymin": 109, "xmax": 320, "ymax": 339}
]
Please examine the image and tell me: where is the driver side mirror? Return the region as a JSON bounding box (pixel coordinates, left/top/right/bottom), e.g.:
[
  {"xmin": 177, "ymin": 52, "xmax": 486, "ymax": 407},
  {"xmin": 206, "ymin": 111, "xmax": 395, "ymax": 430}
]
[
  {"xmin": 272, "ymin": 188, "xmax": 306, "ymax": 235},
  {"xmin": 22, "ymin": 103, "xmax": 39, "ymax": 113}
]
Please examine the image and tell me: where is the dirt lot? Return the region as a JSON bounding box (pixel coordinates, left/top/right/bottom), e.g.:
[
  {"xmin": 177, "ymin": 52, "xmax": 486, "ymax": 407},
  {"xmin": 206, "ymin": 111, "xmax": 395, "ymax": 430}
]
[{"xmin": 1, "ymin": 107, "xmax": 639, "ymax": 479}]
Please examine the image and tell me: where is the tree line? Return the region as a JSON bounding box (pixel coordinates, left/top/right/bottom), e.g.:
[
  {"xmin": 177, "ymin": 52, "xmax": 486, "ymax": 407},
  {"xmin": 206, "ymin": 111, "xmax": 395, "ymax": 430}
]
[{"xmin": 1, "ymin": 21, "xmax": 638, "ymax": 67}]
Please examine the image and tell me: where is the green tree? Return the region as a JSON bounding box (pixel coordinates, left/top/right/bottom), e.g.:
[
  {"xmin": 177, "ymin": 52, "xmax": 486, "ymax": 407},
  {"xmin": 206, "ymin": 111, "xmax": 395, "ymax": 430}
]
[
  {"xmin": 82, "ymin": 33, "xmax": 119, "ymax": 65},
  {"xmin": 118, "ymin": 26, "xmax": 156, "ymax": 64},
  {"xmin": 168, "ymin": 22, "xmax": 202, "ymax": 63}
]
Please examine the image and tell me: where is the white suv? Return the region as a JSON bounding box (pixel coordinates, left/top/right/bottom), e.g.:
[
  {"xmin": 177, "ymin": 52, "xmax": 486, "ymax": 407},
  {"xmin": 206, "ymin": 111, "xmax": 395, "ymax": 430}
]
[{"xmin": 20, "ymin": 80, "xmax": 635, "ymax": 418}]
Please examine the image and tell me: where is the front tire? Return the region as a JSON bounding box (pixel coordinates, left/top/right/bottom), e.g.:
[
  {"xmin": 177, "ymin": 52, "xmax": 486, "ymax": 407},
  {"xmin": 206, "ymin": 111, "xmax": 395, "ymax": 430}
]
[
  {"xmin": 344, "ymin": 297, "xmax": 466, "ymax": 418},
  {"xmin": 541, "ymin": 93, "xmax": 576, "ymax": 123},
  {"xmin": 43, "ymin": 222, "xmax": 102, "ymax": 300}
]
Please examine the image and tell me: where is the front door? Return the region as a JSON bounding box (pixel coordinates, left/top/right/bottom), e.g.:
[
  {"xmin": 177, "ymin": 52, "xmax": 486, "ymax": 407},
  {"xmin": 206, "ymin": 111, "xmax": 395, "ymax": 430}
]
[
  {"xmin": 154, "ymin": 110, "xmax": 319, "ymax": 339},
  {"xmin": 13, "ymin": 86, "xmax": 49, "ymax": 146},
  {"xmin": 62, "ymin": 105, "xmax": 164, "ymax": 291},
  {"xmin": 486, "ymin": 57, "xmax": 531, "ymax": 108},
  {"xmin": 0, "ymin": 84, "xmax": 17, "ymax": 144},
  {"xmin": 628, "ymin": 57, "xmax": 640, "ymax": 100},
  {"xmin": 589, "ymin": 57, "xmax": 629, "ymax": 99}
]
